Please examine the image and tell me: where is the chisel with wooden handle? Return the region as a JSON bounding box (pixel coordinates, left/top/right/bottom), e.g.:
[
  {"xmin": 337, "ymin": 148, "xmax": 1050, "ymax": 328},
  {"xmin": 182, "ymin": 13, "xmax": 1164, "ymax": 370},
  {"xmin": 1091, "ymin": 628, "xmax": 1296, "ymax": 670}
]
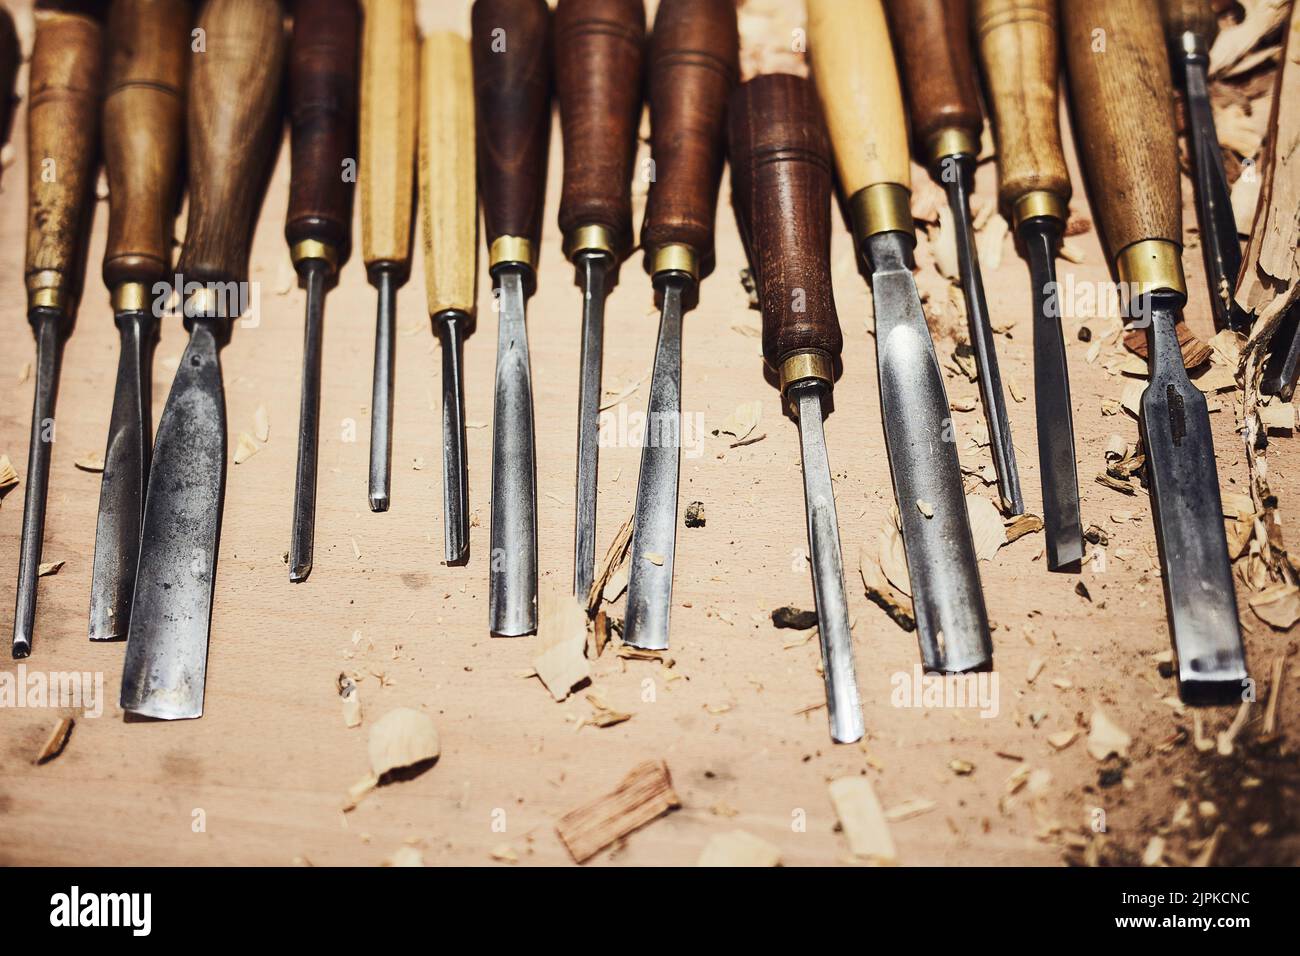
[
  {"xmin": 555, "ymin": 0, "xmax": 645, "ymax": 600},
  {"xmin": 729, "ymin": 73, "xmax": 864, "ymax": 743},
  {"xmin": 418, "ymin": 30, "xmax": 476, "ymax": 565},
  {"xmin": 884, "ymin": 0, "xmax": 1023, "ymax": 517},
  {"xmin": 360, "ymin": 0, "xmax": 417, "ymax": 513},
  {"xmin": 286, "ymin": 0, "xmax": 358, "ymax": 582},
  {"xmin": 472, "ymin": 0, "xmax": 551, "ymax": 636},
  {"xmin": 89, "ymin": 0, "xmax": 190, "ymax": 641},
  {"xmin": 1062, "ymin": 0, "xmax": 1247, "ymax": 704},
  {"xmin": 622, "ymin": 0, "xmax": 737, "ymax": 651},
  {"xmin": 808, "ymin": 0, "xmax": 992, "ymax": 674},
  {"xmin": 12, "ymin": 6, "xmax": 103, "ymax": 659},
  {"xmin": 975, "ymin": 0, "xmax": 1083, "ymax": 570},
  {"xmin": 121, "ymin": 0, "xmax": 286, "ymax": 719}
]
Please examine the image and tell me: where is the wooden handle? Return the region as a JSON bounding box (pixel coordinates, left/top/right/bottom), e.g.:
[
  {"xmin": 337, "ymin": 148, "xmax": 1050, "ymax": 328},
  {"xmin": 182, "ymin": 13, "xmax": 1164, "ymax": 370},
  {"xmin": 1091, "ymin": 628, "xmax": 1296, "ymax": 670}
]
[
  {"xmin": 806, "ymin": 0, "xmax": 911, "ymax": 197},
  {"xmin": 555, "ymin": 0, "xmax": 644, "ymax": 260},
  {"xmin": 884, "ymin": 0, "xmax": 983, "ymax": 160},
  {"xmin": 640, "ymin": 0, "xmax": 737, "ymax": 271},
  {"xmin": 728, "ymin": 74, "xmax": 842, "ymax": 374},
  {"xmin": 359, "ymin": 0, "xmax": 418, "ymax": 274},
  {"xmin": 471, "ymin": 0, "xmax": 551, "ymax": 266},
  {"xmin": 0, "ymin": 6, "xmax": 20, "ymax": 151},
  {"xmin": 102, "ymin": 0, "xmax": 190, "ymax": 291},
  {"xmin": 974, "ymin": 0, "xmax": 1071, "ymax": 216},
  {"xmin": 25, "ymin": 7, "xmax": 104, "ymax": 312},
  {"xmin": 177, "ymin": 0, "xmax": 286, "ymax": 289},
  {"xmin": 286, "ymin": 0, "xmax": 358, "ymax": 262},
  {"xmin": 1162, "ymin": 0, "xmax": 1217, "ymax": 42},
  {"xmin": 1062, "ymin": 0, "xmax": 1181, "ymax": 258},
  {"xmin": 419, "ymin": 31, "xmax": 477, "ymax": 317}
]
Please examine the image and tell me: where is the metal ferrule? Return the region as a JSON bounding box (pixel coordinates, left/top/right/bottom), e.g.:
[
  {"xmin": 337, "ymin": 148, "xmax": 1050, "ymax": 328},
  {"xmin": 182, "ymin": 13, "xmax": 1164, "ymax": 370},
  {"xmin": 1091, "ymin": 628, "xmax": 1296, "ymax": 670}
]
[
  {"xmin": 26, "ymin": 271, "xmax": 66, "ymax": 312},
  {"xmin": 291, "ymin": 239, "xmax": 338, "ymax": 273},
  {"xmin": 112, "ymin": 281, "xmax": 149, "ymax": 314},
  {"xmin": 1117, "ymin": 239, "xmax": 1187, "ymax": 303},
  {"xmin": 927, "ymin": 127, "xmax": 979, "ymax": 166},
  {"xmin": 489, "ymin": 235, "xmax": 537, "ymax": 271},
  {"xmin": 1012, "ymin": 190, "xmax": 1068, "ymax": 231},
  {"xmin": 848, "ymin": 183, "xmax": 913, "ymax": 244},
  {"xmin": 563, "ymin": 223, "xmax": 615, "ymax": 261},
  {"xmin": 780, "ymin": 350, "xmax": 833, "ymax": 413},
  {"xmin": 647, "ymin": 242, "xmax": 699, "ymax": 282}
]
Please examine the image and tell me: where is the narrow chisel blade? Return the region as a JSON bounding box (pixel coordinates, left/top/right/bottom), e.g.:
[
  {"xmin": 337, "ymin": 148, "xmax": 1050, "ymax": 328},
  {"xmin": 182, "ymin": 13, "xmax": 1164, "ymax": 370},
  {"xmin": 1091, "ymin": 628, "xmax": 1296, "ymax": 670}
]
[
  {"xmin": 573, "ymin": 253, "xmax": 610, "ymax": 599},
  {"xmin": 289, "ymin": 262, "xmax": 328, "ymax": 582},
  {"xmin": 1261, "ymin": 301, "xmax": 1300, "ymax": 400},
  {"xmin": 368, "ymin": 268, "xmax": 397, "ymax": 512},
  {"xmin": 436, "ymin": 309, "xmax": 470, "ymax": 565},
  {"xmin": 121, "ymin": 318, "xmax": 227, "ymax": 720}
]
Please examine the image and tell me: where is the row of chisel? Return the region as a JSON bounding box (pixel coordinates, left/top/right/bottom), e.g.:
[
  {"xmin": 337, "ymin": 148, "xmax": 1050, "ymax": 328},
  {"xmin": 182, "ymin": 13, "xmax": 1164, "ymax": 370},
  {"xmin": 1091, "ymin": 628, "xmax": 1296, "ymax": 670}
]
[{"xmin": 8, "ymin": 0, "xmax": 1255, "ymax": 739}]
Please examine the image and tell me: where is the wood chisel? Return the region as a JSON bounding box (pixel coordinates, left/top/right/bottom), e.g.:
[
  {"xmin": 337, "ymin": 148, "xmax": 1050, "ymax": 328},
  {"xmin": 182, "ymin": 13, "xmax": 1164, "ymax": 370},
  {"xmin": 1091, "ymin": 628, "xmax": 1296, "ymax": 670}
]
[
  {"xmin": 120, "ymin": 0, "xmax": 286, "ymax": 719},
  {"xmin": 554, "ymin": 0, "xmax": 645, "ymax": 600},
  {"xmin": 884, "ymin": 0, "xmax": 1023, "ymax": 516},
  {"xmin": 622, "ymin": 0, "xmax": 737, "ymax": 652},
  {"xmin": 974, "ymin": 0, "xmax": 1083, "ymax": 570},
  {"xmin": 285, "ymin": 0, "xmax": 358, "ymax": 582},
  {"xmin": 472, "ymin": 0, "xmax": 551, "ymax": 637},
  {"xmin": 808, "ymin": 0, "xmax": 992, "ymax": 674},
  {"xmin": 12, "ymin": 6, "xmax": 104, "ymax": 659},
  {"xmin": 417, "ymin": 30, "xmax": 476, "ymax": 565},
  {"xmin": 89, "ymin": 0, "xmax": 189, "ymax": 641},
  {"xmin": 728, "ymin": 73, "xmax": 865, "ymax": 744},
  {"xmin": 1062, "ymin": 0, "xmax": 1248, "ymax": 704},
  {"xmin": 359, "ymin": 0, "xmax": 417, "ymax": 513}
]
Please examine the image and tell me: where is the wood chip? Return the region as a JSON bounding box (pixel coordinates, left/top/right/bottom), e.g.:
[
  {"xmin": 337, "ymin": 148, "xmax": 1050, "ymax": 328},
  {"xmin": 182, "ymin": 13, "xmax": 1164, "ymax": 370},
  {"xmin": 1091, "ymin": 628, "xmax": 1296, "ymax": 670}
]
[
  {"xmin": 1263, "ymin": 656, "xmax": 1285, "ymax": 736},
  {"xmin": 717, "ymin": 400, "xmax": 762, "ymax": 443},
  {"xmin": 916, "ymin": 498, "xmax": 934, "ymax": 518},
  {"xmin": 0, "ymin": 454, "xmax": 18, "ymax": 496},
  {"xmin": 233, "ymin": 431, "xmax": 260, "ymax": 464},
  {"xmin": 383, "ymin": 846, "xmax": 425, "ymax": 867},
  {"xmin": 696, "ymin": 830, "xmax": 782, "ymax": 867},
  {"xmin": 33, "ymin": 716, "xmax": 73, "ymax": 764},
  {"xmin": 368, "ymin": 707, "xmax": 439, "ymax": 777},
  {"xmin": 490, "ymin": 844, "xmax": 519, "ymax": 863},
  {"xmin": 1142, "ymin": 835, "xmax": 1166, "ymax": 867},
  {"xmin": 533, "ymin": 584, "xmax": 590, "ymax": 702},
  {"xmin": 1047, "ymin": 729, "xmax": 1079, "ymax": 751},
  {"xmin": 858, "ymin": 545, "xmax": 916, "ymax": 632},
  {"xmin": 1258, "ymin": 401, "xmax": 1295, "ymax": 433},
  {"xmin": 37, "ymin": 560, "xmax": 64, "ymax": 577},
  {"xmin": 828, "ymin": 776, "xmax": 897, "ymax": 864},
  {"xmin": 884, "ymin": 798, "xmax": 937, "ymax": 822},
  {"xmin": 339, "ymin": 674, "xmax": 362, "ymax": 728},
  {"xmin": 588, "ymin": 512, "xmax": 633, "ymax": 611},
  {"xmin": 555, "ymin": 760, "xmax": 681, "ymax": 863},
  {"xmin": 73, "ymin": 453, "xmax": 104, "ymax": 473},
  {"xmin": 1248, "ymin": 583, "xmax": 1300, "ymax": 629},
  {"xmin": 254, "ymin": 404, "xmax": 270, "ymax": 443},
  {"xmin": 1004, "ymin": 513, "xmax": 1043, "ymax": 544},
  {"xmin": 1087, "ymin": 708, "xmax": 1131, "ymax": 761},
  {"xmin": 966, "ymin": 495, "xmax": 1007, "ymax": 560}
]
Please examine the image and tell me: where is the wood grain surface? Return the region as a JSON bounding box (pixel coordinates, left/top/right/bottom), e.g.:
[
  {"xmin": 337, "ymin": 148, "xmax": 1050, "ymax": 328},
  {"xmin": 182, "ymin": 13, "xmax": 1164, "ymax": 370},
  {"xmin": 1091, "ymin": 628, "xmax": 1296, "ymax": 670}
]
[
  {"xmin": 884, "ymin": 0, "xmax": 983, "ymax": 157},
  {"xmin": 1161, "ymin": 0, "xmax": 1217, "ymax": 42}
]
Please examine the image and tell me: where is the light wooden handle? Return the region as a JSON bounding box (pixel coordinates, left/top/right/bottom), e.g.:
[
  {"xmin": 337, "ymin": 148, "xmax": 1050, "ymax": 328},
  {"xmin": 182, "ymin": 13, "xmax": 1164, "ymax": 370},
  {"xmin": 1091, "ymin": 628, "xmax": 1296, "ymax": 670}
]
[
  {"xmin": 974, "ymin": 0, "xmax": 1071, "ymax": 218},
  {"xmin": 806, "ymin": 0, "xmax": 910, "ymax": 197},
  {"xmin": 419, "ymin": 31, "xmax": 477, "ymax": 317},
  {"xmin": 360, "ymin": 0, "xmax": 418, "ymax": 274}
]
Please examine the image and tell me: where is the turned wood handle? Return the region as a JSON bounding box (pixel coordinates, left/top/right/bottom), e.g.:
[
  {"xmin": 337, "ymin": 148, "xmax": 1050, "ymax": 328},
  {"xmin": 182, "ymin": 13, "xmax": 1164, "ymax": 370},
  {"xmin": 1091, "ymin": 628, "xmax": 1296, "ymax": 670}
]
[
  {"xmin": 177, "ymin": 0, "xmax": 286, "ymax": 289},
  {"xmin": 419, "ymin": 30, "xmax": 477, "ymax": 317},
  {"xmin": 728, "ymin": 74, "xmax": 842, "ymax": 373},
  {"xmin": 286, "ymin": 0, "xmax": 358, "ymax": 260},
  {"xmin": 1162, "ymin": 0, "xmax": 1217, "ymax": 42},
  {"xmin": 0, "ymin": 6, "xmax": 20, "ymax": 150},
  {"xmin": 640, "ymin": 0, "xmax": 737, "ymax": 268},
  {"xmin": 471, "ymin": 0, "xmax": 551, "ymax": 262},
  {"xmin": 555, "ymin": 0, "xmax": 645, "ymax": 260},
  {"xmin": 974, "ymin": 0, "xmax": 1071, "ymax": 215},
  {"xmin": 25, "ymin": 8, "xmax": 104, "ymax": 311},
  {"xmin": 359, "ymin": 0, "xmax": 417, "ymax": 274},
  {"xmin": 806, "ymin": 0, "xmax": 911, "ymax": 196},
  {"xmin": 884, "ymin": 0, "xmax": 983, "ymax": 159},
  {"xmin": 1062, "ymin": 0, "xmax": 1181, "ymax": 257},
  {"xmin": 103, "ymin": 0, "xmax": 190, "ymax": 291}
]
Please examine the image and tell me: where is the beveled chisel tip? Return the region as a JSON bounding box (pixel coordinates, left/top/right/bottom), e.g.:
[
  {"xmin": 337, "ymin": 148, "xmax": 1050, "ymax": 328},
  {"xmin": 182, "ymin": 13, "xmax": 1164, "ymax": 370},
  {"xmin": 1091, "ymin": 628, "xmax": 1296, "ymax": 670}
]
[
  {"xmin": 1046, "ymin": 537, "xmax": 1085, "ymax": 573},
  {"xmin": 12, "ymin": 634, "xmax": 31, "ymax": 659},
  {"xmin": 368, "ymin": 491, "xmax": 389, "ymax": 513},
  {"xmin": 289, "ymin": 560, "xmax": 312, "ymax": 584}
]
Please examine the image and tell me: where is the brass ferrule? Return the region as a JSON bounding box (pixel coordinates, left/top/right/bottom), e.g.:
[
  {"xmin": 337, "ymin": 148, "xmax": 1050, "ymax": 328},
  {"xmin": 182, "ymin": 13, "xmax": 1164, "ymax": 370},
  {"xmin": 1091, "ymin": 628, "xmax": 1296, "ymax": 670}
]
[
  {"xmin": 848, "ymin": 183, "xmax": 913, "ymax": 243},
  {"xmin": 489, "ymin": 235, "xmax": 537, "ymax": 270},
  {"xmin": 928, "ymin": 127, "xmax": 979, "ymax": 165},
  {"xmin": 779, "ymin": 350, "xmax": 834, "ymax": 395},
  {"xmin": 112, "ymin": 282, "xmax": 148, "ymax": 313},
  {"xmin": 27, "ymin": 271, "xmax": 66, "ymax": 312},
  {"xmin": 648, "ymin": 243, "xmax": 699, "ymax": 281},
  {"xmin": 290, "ymin": 239, "xmax": 338, "ymax": 272},
  {"xmin": 563, "ymin": 223, "xmax": 615, "ymax": 261},
  {"xmin": 1116, "ymin": 239, "xmax": 1187, "ymax": 300},
  {"xmin": 1012, "ymin": 190, "xmax": 1068, "ymax": 230}
]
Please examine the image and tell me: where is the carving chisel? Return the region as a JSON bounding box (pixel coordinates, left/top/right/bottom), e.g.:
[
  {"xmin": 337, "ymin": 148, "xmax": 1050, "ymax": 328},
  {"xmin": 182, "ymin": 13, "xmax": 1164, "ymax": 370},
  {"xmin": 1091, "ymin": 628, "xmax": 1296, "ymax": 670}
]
[
  {"xmin": 975, "ymin": 0, "xmax": 1083, "ymax": 570},
  {"xmin": 1062, "ymin": 0, "xmax": 1248, "ymax": 704},
  {"xmin": 554, "ymin": 0, "xmax": 645, "ymax": 599},
  {"xmin": 286, "ymin": 0, "xmax": 358, "ymax": 582},
  {"xmin": 417, "ymin": 30, "xmax": 476, "ymax": 565},
  {"xmin": 472, "ymin": 0, "xmax": 551, "ymax": 636},
  {"xmin": 121, "ymin": 0, "xmax": 286, "ymax": 719},
  {"xmin": 622, "ymin": 0, "xmax": 737, "ymax": 651},
  {"xmin": 12, "ymin": 7, "xmax": 103, "ymax": 659},
  {"xmin": 808, "ymin": 0, "xmax": 992, "ymax": 673},
  {"xmin": 729, "ymin": 73, "xmax": 865, "ymax": 744},
  {"xmin": 885, "ymin": 0, "xmax": 1023, "ymax": 516},
  {"xmin": 360, "ymin": 0, "xmax": 417, "ymax": 513},
  {"xmin": 89, "ymin": 0, "xmax": 189, "ymax": 641}
]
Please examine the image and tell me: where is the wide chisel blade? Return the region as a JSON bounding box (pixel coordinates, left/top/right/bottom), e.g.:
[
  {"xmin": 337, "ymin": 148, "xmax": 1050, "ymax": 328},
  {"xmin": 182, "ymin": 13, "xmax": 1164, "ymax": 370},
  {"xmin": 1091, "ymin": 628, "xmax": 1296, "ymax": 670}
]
[{"xmin": 573, "ymin": 253, "xmax": 610, "ymax": 599}]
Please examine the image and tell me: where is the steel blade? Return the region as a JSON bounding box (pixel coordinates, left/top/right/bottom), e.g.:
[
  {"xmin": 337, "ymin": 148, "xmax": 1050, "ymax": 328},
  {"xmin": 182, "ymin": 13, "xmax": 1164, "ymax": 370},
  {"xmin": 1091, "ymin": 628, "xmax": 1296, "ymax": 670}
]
[
  {"xmin": 289, "ymin": 262, "xmax": 328, "ymax": 582},
  {"xmin": 435, "ymin": 309, "xmax": 470, "ymax": 565},
  {"xmin": 1261, "ymin": 300, "xmax": 1300, "ymax": 400},
  {"xmin": 368, "ymin": 267, "xmax": 397, "ymax": 512},
  {"xmin": 573, "ymin": 253, "xmax": 611, "ymax": 599}
]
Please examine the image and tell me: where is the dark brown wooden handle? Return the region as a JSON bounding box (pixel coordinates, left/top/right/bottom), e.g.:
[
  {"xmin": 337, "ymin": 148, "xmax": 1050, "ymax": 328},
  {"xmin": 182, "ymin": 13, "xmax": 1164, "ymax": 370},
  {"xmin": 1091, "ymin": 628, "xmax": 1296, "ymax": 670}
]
[
  {"xmin": 471, "ymin": 0, "xmax": 551, "ymax": 262},
  {"xmin": 640, "ymin": 0, "xmax": 737, "ymax": 271},
  {"xmin": 1062, "ymin": 0, "xmax": 1181, "ymax": 257},
  {"xmin": 728, "ymin": 74, "xmax": 841, "ymax": 373},
  {"xmin": 103, "ymin": 0, "xmax": 191, "ymax": 291},
  {"xmin": 286, "ymin": 0, "xmax": 357, "ymax": 261},
  {"xmin": 884, "ymin": 0, "xmax": 983, "ymax": 160},
  {"xmin": 25, "ymin": 7, "xmax": 104, "ymax": 312},
  {"xmin": 1162, "ymin": 0, "xmax": 1217, "ymax": 42},
  {"xmin": 177, "ymin": 0, "xmax": 286, "ymax": 289},
  {"xmin": 555, "ymin": 0, "xmax": 644, "ymax": 260},
  {"xmin": 0, "ymin": 6, "xmax": 20, "ymax": 150}
]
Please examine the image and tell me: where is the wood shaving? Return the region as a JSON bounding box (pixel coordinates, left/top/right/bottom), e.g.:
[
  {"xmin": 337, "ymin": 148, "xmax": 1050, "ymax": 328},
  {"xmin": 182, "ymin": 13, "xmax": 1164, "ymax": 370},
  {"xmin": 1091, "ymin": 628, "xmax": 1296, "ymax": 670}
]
[
  {"xmin": 858, "ymin": 545, "xmax": 916, "ymax": 632},
  {"xmin": 33, "ymin": 716, "xmax": 73, "ymax": 764},
  {"xmin": 884, "ymin": 798, "xmax": 937, "ymax": 822},
  {"xmin": 383, "ymin": 846, "xmax": 425, "ymax": 867},
  {"xmin": 1210, "ymin": 0, "xmax": 1291, "ymax": 78},
  {"xmin": 1048, "ymin": 730, "xmax": 1079, "ymax": 751},
  {"xmin": 828, "ymin": 776, "xmax": 897, "ymax": 864},
  {"xmin": 588, "ymin": 512, "xmax": 633, "ymax": 611},
  {"xmin": 930, "ymin": 205, "xmax": 960, "ymax": 283},
  {"xmin": 73, "ymin": 454, "xmax": 103, "ymax": 473},
  {"xmin": 1004, "ymin": 513, "xmax": 1043, "ymax": 544},
  {"xmin": 976, "ymin": 213, "xmax": 1008, "ymax": 271},
  {"xmin": 490, "ymin": 844, "xmax": 519, "ymax": 863},
  {"xmin": 1087, "ymin": 708, "xmax": 1132, "ymax": 761},
  {"xmin": 966, "ymin": 495, "xmax": 1007, "ymax": 560},
  {"xmin": 533, "ymin": 584, "xmax": 590, "ymax": 702},
  {"xmin": 717, "ymin": 400, "xmax": 762, "ymax": 443},
  {"xmin": 916, "ymin": 499, "xmax": 934, "ymax": 518},
  {"xmin": 555, "ymin": 760, "xmax": 681, "ymax": 864},
  {"xmin": 695, "ymin": 830, "xmax": 781, "ymax": 867},
  {"xmin": 1247, "ymin": 583, "xmax": 1300, "ymax": 629},
  {"xmin": 339, "ymin": 674, "xmax": 361, "ymax": 728},
  {"xmin": 233, "ymin": 431, "xmax": 260, "ymax": 464},
  {"xmin": 0, "ymin": 454, "xmax": 18, "ymax": 497},
  {"xmin": 1263, "ymin": 656, "xmax": 1286, "ymax": 736},
  {"xmin": 37, "ymin": 560, "xmax": 64, "ymax": 577},
  {"xmin": 254, "ymin": 404, "xmax": 270, "ymax": 443}
]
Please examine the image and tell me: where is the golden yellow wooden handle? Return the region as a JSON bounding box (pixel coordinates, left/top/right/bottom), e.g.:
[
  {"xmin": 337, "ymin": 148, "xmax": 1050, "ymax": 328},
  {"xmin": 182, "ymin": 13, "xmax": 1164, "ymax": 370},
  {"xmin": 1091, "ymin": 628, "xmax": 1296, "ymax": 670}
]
[
  {"xmin": 360, "ymin": 0, "xmax": 418, "ymax": 270},
  {"xmin": 419, "ymin": 30, "xmax": 477, "ymax": 316}
]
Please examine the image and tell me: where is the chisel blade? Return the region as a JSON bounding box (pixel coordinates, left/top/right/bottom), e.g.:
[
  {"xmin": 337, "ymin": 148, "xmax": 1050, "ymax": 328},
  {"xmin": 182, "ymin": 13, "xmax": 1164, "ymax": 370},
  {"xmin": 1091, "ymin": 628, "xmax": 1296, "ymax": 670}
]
[
  {"xmin": 435, "ymin": 309, "xmax": 470, "ymax": 565},
  {"xmin": 120, "ymin": 318, "xmax": 227, "ymax": 720},
  {"xmin": 368, "ymin": 268, "xmax": 397, "ymax": 513},
  {"xmin": 573, "ymin": 253, "xmax": 610, "ymax": 599},
  {"xmin": 867, "ymin": 231, "xmax": 992, "ymax": 673},
  {"xmin": 289, "ymin": 262, "xmax": 328, "ymax": 583},
  {"xmin": 1261, "ymin": 301, "xmax": 1300, "ymax": 400}
]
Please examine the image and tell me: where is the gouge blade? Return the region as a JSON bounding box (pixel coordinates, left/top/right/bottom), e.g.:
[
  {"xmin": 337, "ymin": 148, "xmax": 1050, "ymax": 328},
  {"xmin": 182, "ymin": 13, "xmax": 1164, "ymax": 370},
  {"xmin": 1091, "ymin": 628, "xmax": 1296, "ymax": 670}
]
[
  {"xmin": 488, "ymin": 265, "xmax": 539, "ymax": 636},
  {"xmin": 1261, "ymin": 301, "xmax": 1300, "ymax": 400},
  {"xmin": 289, "ymin": 261, "xmax": 329, "ymax": 583},
  {"xmin": 867, "ymin": 231, "xmax": 992, "ymax": 673},
  {"xmin": 121, "ymin": 317, "xmax": 227, "ymax": 720},
  {"xmin": 1139, "ymin": 292, "xmax": 1248, "ymax": 704},
  {"xmin": 89, "ymin": 310, "xmax": 157, "ymax": 640},
  {"xmin": 368, "ymin": 268, "xmax": 398, "ymax": 512},
  {"xmin": 435, "ymin": 309, "xmax": 470, "ymax": 565},
  {"xmin": 573, "ymin": 252, "xmax": 611, "ymax": 599},
  {"xmin": 623, "ymin": 274, "xmax": 688, "ymax": 651}
]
